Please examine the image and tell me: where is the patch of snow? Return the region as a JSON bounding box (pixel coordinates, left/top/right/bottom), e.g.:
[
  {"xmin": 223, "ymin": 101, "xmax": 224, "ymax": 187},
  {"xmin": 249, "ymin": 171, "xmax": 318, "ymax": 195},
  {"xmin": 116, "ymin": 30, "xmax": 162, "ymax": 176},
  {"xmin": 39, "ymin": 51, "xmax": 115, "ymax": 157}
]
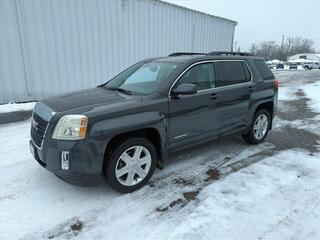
[
  {"xmin": 18, "ymin": 149, "xmax": 319, "ymax": 240},
  {"xmin": 0, "ymin": 119, "xmax": 119, "ymax": 240},
  {"xmin": 273, "ymin": 115, "xmax": 320, "ymax": 137},
  {"xmin": 168, "ymin": 150, "xmax": 320, "ymax": 240},
  {"xmin": 0, "ymin": 121, "xmax": 32, "ymax": 167},
  {"xmin": 278, "ymin": 86, "xmax": 298, "ymax": 101},
  {"xmin": 0, "ymin": 102, "xmax": 36, "ymax": 113},
  {"xmin": 304, "ymin": 81, "xmax": 320, "ymax": 113}
]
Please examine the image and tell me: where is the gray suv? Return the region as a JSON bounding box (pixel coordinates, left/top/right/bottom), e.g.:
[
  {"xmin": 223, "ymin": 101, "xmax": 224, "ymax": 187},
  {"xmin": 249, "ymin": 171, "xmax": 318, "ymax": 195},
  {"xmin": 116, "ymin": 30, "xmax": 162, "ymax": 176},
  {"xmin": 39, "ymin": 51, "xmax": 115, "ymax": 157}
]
[{"xmin": 29, "ymin": 51, "xmax": 278, "ymax": 193}]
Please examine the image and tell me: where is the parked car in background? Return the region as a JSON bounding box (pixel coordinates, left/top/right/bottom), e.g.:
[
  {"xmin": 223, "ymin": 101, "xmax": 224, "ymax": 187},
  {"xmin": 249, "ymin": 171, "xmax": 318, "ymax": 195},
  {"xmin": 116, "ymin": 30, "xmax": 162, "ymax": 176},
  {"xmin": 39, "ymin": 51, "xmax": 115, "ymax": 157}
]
[
  {"xmin": 276, "ymin": 64, "xmax": 284, "ymax": 69},
  {"xmin": 303, "ymin": 62, "xmax": 320, "ymax": 70},
  {"xmin": 29, "ymin": 51, "xmax": 278, "ymax": 193},
  {"xmin": 289, "ymin": 63, "xmax": 298, "ymax": 69}
]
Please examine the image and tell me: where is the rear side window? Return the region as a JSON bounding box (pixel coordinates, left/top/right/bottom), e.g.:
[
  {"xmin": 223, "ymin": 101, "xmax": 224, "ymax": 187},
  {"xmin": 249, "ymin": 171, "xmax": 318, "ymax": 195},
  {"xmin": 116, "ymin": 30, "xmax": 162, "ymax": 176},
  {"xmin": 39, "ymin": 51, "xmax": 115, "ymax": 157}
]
[
  {"xmin": 242, "ymin": 62, "xmax": 251, "ymax": 81},
  {"xmin": 253, "ymin": 59, "xmax": 275, "ymax": 80},
  {"xmin": 213, "ymin": 61, "xmax": 250, "ymax": 87}
]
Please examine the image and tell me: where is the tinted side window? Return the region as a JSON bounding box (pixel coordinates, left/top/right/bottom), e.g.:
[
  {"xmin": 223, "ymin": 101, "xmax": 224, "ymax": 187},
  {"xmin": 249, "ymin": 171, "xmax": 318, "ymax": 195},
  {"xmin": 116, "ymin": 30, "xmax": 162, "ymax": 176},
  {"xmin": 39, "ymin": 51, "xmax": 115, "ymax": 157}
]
[
  {"xmin": 179, "ymin": 63, "xmax": 215, "ymax": 90},
  {"xmin": 253, "ymin": 59, "xmax": 275, "ymax": 80},
  {"xmin": 213, "ymin": 61, "xmax": 248, "ymax": 87},
  {"xmin": 242, "ymin": 62, "xmax": 251, "ymax": 81}
]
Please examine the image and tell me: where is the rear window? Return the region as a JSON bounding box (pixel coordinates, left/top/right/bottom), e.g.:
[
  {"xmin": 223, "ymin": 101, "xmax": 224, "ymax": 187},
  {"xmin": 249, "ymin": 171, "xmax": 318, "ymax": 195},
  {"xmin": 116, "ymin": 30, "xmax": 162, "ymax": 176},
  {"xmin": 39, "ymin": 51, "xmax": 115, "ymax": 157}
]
[
  {"xmin": 213, "ymin": 61, "xmax": 250, "ymax": 87},
  {"xmin": 253, "ymin": 59, "xmax": 275, "ymax": 80}
]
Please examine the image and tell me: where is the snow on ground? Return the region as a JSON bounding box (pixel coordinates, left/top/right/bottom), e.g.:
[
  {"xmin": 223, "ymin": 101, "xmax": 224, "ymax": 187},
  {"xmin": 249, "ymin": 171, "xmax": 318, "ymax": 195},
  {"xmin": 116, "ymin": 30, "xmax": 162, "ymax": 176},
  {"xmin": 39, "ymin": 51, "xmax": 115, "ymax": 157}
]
[
  {"xmin": 24, "ymin": 150, "xmax": 320, "ymax": 240},
  {"xmin": 1, "ymin": 70, "xmax": 320, "ymax": 240},
  {"xmin": 0, "ymin": 102, "xmax": 36, "ymax": 113},
  {"xmin": 0, "ymin": 120, "xmax": 119, "ymax": 239},
  {"xmin": 304, "ymin": 81, "xmax": 320, "ymax": 113},
  {"xmin": 160, "ymin": 150, "xmax": 320, "ymax": 240},
  {"xmin": 278, "ymin": 86, "xmax": 298, "ymax": 101}
]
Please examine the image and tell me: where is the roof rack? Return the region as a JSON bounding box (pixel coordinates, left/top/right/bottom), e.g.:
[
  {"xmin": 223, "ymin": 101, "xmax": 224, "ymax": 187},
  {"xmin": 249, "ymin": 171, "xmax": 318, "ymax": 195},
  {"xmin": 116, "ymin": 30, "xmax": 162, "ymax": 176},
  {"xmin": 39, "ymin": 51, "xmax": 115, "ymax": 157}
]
[
  {"xmin": 168, "ymin": 51, "xmax": 253, "ymax": 57},
  {"xmin": 208, "ymin": 51, "xmax": 253, "ymax": 56},
  {"xmin": 168, "ymin": 52, "xmax": 205, "ymax": 57}
]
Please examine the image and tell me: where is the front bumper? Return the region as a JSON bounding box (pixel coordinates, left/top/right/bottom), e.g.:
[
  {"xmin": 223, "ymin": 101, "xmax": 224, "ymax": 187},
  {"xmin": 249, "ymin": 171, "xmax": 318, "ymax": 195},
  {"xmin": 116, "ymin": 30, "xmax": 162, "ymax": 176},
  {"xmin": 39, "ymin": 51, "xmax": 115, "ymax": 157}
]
[{"xmin": 29, "ymin": 139, "xmax": 104, "ymax": 187}]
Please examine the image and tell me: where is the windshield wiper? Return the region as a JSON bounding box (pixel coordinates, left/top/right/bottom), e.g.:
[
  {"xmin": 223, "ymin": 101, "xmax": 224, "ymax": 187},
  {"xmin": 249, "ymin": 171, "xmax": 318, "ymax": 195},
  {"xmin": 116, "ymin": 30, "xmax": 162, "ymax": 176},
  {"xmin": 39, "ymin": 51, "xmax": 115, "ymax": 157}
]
[{"xmin": 104, "ymin": 86, "xmax": 133, "ymax": 95}]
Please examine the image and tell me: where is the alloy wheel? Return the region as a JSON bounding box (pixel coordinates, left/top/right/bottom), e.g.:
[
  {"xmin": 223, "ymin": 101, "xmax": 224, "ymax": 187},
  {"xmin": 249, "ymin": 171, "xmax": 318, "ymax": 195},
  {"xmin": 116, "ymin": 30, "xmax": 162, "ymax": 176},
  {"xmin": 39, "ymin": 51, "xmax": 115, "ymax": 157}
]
[
  {"xmin": 253, "ymin": 113, "xmax": 269, "ymax": 140},
  {"xmin": 115, "ymin": 145, "xmax": 152, "ymax": 186}
]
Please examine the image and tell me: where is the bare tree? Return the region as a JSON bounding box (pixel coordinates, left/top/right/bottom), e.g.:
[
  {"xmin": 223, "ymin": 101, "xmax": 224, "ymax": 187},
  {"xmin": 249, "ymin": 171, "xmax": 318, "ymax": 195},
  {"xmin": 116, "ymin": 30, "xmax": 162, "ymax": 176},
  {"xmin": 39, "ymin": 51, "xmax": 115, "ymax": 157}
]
[{"xmin": 249, "ymin": 37, "xmax": 315, "ymax": 61}]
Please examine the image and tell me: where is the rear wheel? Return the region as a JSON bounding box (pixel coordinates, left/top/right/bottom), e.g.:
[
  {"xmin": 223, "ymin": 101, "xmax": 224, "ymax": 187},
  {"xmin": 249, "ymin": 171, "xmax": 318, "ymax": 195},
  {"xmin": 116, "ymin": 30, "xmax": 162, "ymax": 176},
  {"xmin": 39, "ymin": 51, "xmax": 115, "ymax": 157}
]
[
  {"xmin": 242, "ymin": 109, "xmax": 271, "ymax": 144},
  {"xmin": 106, "ymin": 138, "xmax": 157, "ymax": 193}
]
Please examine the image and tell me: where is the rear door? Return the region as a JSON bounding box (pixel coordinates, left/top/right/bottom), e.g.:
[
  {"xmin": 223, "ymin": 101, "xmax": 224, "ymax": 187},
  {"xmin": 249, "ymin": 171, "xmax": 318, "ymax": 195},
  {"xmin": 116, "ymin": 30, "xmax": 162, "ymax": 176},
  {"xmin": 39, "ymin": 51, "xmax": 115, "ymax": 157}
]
[{"xmin": 211, "ymin": 60, "xmax": 252, "ymax": 134}]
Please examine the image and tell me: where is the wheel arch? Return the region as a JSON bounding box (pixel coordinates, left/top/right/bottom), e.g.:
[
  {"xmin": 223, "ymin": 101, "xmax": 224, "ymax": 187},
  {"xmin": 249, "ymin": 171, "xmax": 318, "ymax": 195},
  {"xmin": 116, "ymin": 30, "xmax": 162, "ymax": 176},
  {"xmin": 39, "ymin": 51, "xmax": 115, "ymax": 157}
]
[
  {"xmin": 102, "ymin": 127, "xmax": 165, "ymax": 176},
  {"xmin": 253, "ymin": 101, "xmax": 274, "ymax": 129}
]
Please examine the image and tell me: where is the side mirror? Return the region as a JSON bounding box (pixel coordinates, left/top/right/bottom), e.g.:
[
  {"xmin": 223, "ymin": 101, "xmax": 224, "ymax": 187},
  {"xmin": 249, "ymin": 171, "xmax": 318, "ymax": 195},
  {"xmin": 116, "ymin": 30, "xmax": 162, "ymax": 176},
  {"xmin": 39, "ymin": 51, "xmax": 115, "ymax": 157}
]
[{"xmin": 172, "ymin": 83, "xmax": 197, "ymax": 96}]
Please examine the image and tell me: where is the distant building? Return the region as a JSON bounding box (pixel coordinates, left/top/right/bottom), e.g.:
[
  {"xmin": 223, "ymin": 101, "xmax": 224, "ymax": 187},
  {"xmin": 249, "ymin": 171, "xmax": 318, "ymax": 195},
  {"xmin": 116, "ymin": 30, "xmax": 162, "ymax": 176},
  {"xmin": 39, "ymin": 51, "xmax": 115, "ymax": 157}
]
[{"xmin": 288, "ymin": 53, "xmax": 320, "ymax": 63}]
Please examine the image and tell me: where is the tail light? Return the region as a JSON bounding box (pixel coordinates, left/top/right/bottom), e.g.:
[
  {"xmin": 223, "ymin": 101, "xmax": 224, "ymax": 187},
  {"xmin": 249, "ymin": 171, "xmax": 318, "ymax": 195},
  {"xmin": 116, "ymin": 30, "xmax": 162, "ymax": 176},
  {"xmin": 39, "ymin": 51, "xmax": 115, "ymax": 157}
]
[{"xmin": 274, "ymin": 79, "xmax": 279, "ymax": 92}]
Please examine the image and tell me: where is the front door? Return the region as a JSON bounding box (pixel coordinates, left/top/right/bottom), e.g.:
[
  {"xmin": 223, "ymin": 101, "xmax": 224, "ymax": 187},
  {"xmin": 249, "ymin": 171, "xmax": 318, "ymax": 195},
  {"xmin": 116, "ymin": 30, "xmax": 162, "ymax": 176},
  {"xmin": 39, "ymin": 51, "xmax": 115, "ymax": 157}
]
[{"xmin": 168, "ymin": 62, "xmax": 220, "ymax": 148}]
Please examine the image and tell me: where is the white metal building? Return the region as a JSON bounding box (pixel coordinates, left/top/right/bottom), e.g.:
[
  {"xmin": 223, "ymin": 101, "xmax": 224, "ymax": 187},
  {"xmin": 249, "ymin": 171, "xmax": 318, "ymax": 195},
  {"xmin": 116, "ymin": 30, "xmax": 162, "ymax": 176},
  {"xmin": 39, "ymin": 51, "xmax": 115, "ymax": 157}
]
[
  {"xmin": 288, "ymin": 53, "xmax": 320, "ymax": 63},
  {"xmin": 0, "ymin": 0, "xmax": 237, "ymax": 104}
]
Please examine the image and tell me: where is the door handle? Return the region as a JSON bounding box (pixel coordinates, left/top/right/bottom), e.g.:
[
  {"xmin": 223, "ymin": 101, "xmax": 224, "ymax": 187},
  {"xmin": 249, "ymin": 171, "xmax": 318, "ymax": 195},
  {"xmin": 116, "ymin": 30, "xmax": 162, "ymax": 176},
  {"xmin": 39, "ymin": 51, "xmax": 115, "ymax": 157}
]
[
  {"xmin": 249, "ymin": 86, "xmax": 255, "ymax": 92},
  {"xmin": 211, "ymin": 93, "xmax": 219, "ymax": 100}
]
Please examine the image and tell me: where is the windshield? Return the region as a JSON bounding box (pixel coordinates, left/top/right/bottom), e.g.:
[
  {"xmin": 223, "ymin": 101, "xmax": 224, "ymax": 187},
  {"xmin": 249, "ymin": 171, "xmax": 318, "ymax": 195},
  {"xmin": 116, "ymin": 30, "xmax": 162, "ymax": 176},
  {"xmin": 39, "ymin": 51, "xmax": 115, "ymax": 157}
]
[{"xmin": 105, "ymin": 62, "xmax": 178, "ymax": 95}]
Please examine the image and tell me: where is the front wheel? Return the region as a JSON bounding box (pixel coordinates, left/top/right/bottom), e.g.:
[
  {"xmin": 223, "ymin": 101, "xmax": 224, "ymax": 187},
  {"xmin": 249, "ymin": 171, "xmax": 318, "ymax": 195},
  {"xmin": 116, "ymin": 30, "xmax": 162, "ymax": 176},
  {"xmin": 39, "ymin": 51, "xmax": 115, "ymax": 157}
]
[
  {"xmin": 242, "ymin": 109, "xmax": 271, "ymax": 144},
  {"xmin": 106, "ymin": 138, "xmax": 157, "ymax": 193}
]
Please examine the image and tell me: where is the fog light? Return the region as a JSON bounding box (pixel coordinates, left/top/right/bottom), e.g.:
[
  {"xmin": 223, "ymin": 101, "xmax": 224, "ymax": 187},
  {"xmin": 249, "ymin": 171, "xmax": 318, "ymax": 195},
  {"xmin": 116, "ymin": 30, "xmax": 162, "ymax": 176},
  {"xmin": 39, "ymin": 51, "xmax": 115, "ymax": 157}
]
[{"xmin": 61, "ymin": 151, "xmax": 70, "ymax": 170}]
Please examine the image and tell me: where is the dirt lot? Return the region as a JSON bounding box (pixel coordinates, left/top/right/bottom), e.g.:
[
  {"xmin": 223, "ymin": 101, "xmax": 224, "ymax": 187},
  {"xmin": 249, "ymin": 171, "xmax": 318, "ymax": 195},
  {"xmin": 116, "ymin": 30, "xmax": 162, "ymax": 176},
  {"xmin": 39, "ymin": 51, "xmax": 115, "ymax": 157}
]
[{"xmin": 1, "ymin": 70, "xmax": 320, "ymax": 240}]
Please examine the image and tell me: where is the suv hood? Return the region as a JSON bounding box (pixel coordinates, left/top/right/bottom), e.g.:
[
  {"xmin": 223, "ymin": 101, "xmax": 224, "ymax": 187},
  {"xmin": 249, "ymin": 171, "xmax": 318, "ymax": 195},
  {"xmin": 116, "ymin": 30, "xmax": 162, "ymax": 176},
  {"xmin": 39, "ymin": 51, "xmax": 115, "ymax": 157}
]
[{"xmin": 41, "ymin": 87, "xmax": 135, "ymax": 113}]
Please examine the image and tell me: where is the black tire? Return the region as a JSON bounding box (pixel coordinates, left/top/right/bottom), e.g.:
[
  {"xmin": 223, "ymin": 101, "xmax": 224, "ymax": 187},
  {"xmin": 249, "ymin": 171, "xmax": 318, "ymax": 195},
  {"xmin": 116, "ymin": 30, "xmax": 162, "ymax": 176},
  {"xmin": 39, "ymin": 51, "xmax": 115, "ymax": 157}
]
[
  {"xmin": 106, "ymin": 138, "xmax": 157, "ymax": 193},
  {"xmin": 242, "ymin": 109, "xmax": 271, "ymax": 144}
]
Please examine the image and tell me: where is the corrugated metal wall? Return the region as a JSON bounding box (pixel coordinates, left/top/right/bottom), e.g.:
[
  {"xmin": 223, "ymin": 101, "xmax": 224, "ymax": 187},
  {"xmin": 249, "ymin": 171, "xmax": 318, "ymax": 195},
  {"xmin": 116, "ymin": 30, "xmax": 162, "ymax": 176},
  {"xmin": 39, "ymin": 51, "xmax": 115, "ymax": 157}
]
[{"xmin": 0, "ymin": 0, "xmax": 236, "ymax": 104}]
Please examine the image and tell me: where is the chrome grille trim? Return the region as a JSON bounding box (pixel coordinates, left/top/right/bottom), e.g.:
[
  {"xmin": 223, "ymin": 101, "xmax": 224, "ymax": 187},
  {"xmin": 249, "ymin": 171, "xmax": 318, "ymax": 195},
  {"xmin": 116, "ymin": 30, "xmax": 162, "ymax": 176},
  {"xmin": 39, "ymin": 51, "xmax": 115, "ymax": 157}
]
[{"xmin": 31, "ymin": 112, "xmax": 49, "ymax": 149}]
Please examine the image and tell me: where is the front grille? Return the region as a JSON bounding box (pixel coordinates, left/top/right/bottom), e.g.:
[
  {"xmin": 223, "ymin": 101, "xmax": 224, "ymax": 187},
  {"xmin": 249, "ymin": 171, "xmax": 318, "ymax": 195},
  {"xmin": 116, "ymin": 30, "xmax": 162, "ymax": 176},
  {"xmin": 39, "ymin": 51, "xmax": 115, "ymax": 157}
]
[{"xmin": 31, "ymin": 113, "xmax": 49, "ymax": 148}]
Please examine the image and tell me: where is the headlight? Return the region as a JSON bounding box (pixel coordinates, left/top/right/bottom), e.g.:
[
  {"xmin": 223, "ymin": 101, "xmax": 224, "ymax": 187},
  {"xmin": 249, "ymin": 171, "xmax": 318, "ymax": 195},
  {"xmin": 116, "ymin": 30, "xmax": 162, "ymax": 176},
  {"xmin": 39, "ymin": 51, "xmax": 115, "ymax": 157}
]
[{"xmin": 52, "ymin": 115, "xmax": 88, "ymax": 140}]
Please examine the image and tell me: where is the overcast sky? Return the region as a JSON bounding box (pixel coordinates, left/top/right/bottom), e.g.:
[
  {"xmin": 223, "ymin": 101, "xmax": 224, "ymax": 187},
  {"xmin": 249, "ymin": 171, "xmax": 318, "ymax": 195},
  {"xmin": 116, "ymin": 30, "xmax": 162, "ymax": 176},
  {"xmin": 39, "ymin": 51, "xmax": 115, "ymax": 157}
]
[{"xmin": 164, "ymin": 0, "xmax": 320, "ymax": 52}]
